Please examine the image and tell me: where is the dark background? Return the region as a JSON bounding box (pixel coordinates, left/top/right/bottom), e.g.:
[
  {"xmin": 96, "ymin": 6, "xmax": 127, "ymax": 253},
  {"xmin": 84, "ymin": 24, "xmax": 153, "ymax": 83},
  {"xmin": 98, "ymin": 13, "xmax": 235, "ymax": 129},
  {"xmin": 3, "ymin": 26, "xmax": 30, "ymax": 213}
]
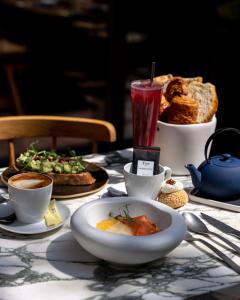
[{"xmin": 0, "ymin": 0, "xmax": 240, "ymax": 162}]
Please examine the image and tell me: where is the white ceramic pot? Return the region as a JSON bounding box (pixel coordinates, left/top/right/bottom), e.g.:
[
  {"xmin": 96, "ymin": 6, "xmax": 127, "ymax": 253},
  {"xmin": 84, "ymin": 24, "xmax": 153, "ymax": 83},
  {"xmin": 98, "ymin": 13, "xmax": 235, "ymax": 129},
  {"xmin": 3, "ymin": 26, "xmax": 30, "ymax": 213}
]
[{"xmin": 154, "ymin": 116, "xmax": 217, "ymax": 175}]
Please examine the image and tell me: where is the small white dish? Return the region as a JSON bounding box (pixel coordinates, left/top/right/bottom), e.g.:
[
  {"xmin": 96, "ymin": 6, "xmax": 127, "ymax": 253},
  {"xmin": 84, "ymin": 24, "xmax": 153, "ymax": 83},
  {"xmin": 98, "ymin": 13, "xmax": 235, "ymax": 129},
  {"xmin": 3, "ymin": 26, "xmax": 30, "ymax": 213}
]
[
  {"xmin": 71, "ymin": 197, "xmax": 187, "ymax": 265},
  {"xmin": 189, "ymin": 188, "xmax": 240, "ymax": 212},
  {"xmin": 0, "ymin": 202, "xmax": 70, "ymax": 234}
]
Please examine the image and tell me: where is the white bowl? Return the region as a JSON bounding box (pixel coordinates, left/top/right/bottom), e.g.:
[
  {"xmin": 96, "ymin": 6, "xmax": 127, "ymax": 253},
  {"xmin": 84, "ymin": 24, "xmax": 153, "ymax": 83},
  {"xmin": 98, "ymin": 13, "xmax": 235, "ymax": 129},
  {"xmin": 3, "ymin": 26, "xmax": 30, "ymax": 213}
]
[{"xmin": 70, "ymin": 197, "xmax": 187, "ymax": 265}]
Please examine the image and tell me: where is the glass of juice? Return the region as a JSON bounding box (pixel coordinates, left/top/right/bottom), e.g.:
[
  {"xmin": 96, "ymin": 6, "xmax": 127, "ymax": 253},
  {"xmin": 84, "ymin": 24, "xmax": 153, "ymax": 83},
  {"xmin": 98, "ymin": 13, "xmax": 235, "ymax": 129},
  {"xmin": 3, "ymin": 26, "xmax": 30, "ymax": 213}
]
[{"xmin": 131, "ymin": 80, "xmax": 163, "ymax": 147}]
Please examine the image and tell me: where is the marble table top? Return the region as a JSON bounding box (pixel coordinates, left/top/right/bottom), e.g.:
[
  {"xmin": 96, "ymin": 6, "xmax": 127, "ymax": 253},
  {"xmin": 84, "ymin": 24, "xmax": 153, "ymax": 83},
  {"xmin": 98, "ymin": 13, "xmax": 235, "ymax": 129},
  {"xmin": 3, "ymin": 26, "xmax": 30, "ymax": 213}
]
[{"xmin": 0, "ymin": 149, "xmax": 240, "ymax": 300}]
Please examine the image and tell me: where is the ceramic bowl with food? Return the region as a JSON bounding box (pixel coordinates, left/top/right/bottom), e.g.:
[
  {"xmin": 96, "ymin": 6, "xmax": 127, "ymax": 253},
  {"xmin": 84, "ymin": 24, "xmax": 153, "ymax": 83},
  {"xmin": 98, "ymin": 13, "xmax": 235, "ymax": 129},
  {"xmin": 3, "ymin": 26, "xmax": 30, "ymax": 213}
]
[{"xmin": 70, "ymin": 197, "xmax": 187, "ymax": 265}]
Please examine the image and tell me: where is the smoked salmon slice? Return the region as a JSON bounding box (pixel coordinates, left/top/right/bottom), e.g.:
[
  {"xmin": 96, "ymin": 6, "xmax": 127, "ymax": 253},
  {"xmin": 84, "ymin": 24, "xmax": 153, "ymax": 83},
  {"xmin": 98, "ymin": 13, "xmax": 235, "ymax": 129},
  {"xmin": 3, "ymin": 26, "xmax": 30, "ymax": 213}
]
[{"xmin": 122, "ymin": 215, "xmax": 159, "ymax": 236}]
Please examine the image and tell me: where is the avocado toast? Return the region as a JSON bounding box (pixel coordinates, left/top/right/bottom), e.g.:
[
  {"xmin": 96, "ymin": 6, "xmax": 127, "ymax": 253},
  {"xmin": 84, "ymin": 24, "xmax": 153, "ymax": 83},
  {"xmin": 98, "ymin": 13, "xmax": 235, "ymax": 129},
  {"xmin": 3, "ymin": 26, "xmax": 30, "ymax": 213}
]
[{"xmin": 16, "ymin": 145, "xmax": 96, "ymax": 186}]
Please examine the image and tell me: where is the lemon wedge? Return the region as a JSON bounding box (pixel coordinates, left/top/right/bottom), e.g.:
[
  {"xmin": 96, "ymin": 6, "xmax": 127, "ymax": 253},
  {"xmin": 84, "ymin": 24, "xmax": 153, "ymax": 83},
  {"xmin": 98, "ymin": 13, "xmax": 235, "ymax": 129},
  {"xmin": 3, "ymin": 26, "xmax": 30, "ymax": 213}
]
[{"xmin": 44, "ymin": 200, "xmax": 62, "ymax": 227}]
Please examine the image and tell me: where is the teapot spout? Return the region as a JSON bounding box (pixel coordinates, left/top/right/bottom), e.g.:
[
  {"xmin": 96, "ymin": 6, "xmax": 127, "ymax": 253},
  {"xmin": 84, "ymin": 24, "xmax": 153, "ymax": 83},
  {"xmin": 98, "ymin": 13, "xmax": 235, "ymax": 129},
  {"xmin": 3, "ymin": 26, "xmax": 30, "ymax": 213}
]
[{"xmin": 185, "ymin": 164, "xmax": 202, "ymax": 189}]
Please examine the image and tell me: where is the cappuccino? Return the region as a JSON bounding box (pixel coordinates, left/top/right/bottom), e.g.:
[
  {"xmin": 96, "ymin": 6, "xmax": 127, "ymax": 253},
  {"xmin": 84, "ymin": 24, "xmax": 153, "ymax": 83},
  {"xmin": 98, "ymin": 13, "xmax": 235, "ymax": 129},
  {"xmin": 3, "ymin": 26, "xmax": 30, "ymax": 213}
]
[
  {"xmin": 9, "ymin": 173, "xmax": 52, "ymax": 189},
  {"xmin": 8, "ymin": 172, "xmax": 53, "ymax": 224}
]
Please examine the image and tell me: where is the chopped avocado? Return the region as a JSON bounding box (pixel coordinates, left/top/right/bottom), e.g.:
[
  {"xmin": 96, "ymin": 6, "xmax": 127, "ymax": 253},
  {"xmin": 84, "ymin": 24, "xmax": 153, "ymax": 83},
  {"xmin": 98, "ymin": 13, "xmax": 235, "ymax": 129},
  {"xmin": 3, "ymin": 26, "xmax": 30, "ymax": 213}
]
[
  {"xmin": 16, "ymin": 145, "xmax": 86, "ymax": 174},
  {"xmin": 54, "ymin": 164, "xmax": 63, "ymax": 174},
  {"xmin": 42, "ymin": 165, "xmax": 53, "ymax": 173},
  {"xmin": 29, "ymin": 160, "xmax": 41, "ymax": 171},
  {"xmin": 41, "ymin": 161, "xmax": 54, "ymax": 173},
  {"xmin": 63, "ymin": 164, "xmax": 72, "ymax": 173}
]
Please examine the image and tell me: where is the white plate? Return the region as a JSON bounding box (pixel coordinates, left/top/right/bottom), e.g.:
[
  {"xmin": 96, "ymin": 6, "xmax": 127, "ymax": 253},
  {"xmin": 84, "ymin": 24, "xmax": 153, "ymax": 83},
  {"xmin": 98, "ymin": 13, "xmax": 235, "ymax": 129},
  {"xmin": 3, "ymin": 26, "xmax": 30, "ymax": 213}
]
[
  {"xmin": 0, "ymin": 202, "xmax": 70, "ymax": 234},
  {"xmin": 189, "ymin": 188, "xmax": 240, "ymax": 212}
]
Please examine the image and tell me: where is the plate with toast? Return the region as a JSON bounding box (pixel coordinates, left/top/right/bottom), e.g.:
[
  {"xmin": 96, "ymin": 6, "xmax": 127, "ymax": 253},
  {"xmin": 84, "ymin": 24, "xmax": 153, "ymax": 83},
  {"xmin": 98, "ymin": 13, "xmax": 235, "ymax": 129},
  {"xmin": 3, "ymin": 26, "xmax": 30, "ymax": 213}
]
[
  {"xmin": 1, "ymin": 162, "xmax": 109, "ymax": 199},
  {"xmin": 1, "ymin": 146, "xmax": 109, "ymax": 199}
]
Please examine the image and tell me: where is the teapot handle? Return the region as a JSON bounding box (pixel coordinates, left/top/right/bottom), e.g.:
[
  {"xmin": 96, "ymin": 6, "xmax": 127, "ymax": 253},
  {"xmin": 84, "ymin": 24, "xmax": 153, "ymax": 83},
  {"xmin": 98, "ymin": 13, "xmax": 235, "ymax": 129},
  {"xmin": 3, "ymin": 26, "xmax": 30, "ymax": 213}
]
[{"xmin": 204, "ymin": 127, "xmax": 240, "ymax": 161}]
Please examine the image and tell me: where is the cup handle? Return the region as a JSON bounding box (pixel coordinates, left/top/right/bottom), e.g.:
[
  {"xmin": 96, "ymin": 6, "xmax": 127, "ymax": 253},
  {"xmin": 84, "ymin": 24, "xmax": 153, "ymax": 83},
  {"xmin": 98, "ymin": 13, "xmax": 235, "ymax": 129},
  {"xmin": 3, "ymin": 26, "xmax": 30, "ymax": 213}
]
[{"xmin": 163, "ymin": 166, "xmax": 172, "ymax": 180}]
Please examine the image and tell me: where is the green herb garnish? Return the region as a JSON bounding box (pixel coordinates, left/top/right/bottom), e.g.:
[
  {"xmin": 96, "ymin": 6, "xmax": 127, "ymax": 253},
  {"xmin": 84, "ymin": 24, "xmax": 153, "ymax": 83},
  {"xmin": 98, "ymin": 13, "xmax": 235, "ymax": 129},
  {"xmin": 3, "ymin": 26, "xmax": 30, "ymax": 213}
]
[{"xmin": 108, "ymin": 204, "xmax": 134, "ymax": 223}]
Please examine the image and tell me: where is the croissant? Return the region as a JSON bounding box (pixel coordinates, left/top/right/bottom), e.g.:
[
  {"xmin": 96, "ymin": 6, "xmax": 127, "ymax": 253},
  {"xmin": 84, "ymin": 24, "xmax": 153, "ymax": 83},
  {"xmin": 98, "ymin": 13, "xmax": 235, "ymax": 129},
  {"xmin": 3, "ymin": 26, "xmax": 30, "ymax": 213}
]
[
  {"xmin": 167, "ymin": 95, "xmax": 199, "ymax": 124},
  {"xmin": 165, "ymin": 77, "xmax": 188, "ymax": 102}
]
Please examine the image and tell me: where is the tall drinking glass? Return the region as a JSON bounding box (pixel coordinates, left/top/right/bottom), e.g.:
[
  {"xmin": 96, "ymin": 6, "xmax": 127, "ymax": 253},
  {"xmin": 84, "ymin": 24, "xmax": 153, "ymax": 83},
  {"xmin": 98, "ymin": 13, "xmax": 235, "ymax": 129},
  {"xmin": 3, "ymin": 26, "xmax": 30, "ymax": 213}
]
[{"xmin": 131, "ymin": 80, "xmax": 163, "ymax": 147}]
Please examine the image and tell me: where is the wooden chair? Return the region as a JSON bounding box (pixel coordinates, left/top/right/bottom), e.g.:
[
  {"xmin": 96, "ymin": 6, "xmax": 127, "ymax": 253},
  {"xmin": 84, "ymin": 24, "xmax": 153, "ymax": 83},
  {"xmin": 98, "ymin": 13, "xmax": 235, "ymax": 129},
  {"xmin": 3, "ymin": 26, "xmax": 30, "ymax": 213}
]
[
  {"xmin": 0, "ymin": 115, "xmax": 117, "ymax": 166},
  {"xmin": 0, "ymin": 38, "xmax": 28, "ymax": 115}
]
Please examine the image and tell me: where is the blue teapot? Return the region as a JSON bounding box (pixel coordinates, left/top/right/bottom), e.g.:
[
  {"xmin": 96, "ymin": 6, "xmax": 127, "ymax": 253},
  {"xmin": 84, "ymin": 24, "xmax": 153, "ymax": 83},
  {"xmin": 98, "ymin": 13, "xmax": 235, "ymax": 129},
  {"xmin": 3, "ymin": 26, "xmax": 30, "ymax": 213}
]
[{"xmin": 185, "ymin": 128, "xmax": 240, "ymax": 201}]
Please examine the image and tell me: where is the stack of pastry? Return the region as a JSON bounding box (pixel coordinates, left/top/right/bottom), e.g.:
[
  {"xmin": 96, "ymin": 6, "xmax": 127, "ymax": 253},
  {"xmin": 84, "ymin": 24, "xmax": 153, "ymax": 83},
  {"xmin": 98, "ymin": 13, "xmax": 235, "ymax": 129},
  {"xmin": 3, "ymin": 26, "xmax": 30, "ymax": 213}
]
[
  {"xmin": 154, "ymin": 75, "xmax": 218, "ymax": 124},
  {"xmin": 158, "ymin": 178, "xmax": 188, "ymax": 209}
]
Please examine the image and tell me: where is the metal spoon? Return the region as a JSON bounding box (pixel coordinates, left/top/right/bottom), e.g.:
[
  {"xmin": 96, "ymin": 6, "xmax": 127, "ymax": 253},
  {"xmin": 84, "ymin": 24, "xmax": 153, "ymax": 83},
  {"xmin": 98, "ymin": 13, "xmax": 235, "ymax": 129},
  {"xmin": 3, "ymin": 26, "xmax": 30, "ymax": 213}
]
[
  {"xmin": 182, "ymin": 212, "xmax": 240, "ymax": 255},
  {"xmin": 184, "ymin": 232, "xmax": 240, "ymax": 274}
]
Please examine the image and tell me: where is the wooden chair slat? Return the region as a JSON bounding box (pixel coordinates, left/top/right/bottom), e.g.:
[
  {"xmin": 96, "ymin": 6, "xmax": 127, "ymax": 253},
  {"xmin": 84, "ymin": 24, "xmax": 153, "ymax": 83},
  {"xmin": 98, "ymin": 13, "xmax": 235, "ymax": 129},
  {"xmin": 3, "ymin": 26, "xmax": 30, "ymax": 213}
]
[{"xmin": 0, "ymin": 115, "xmax": 117, "ymax": 166}]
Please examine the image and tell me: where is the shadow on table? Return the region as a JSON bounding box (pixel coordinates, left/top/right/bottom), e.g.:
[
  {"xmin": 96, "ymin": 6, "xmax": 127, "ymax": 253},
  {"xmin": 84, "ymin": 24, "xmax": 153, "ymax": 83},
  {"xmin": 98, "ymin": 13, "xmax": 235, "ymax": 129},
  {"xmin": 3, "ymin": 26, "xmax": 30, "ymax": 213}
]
[
  {"xmin": 46, "ymin": 231, "xmax": 100, "ymax": 278},
  {"xmin": 186, "ymin": 283, "xmax": 240, "ymax": 300},
  {"xmin": 0, "ymin": 224, "xmax": 63, "ymax": 239},
  {"xmin": 46, "ymin": 231, "xmax": 168, "ymax": 279}
]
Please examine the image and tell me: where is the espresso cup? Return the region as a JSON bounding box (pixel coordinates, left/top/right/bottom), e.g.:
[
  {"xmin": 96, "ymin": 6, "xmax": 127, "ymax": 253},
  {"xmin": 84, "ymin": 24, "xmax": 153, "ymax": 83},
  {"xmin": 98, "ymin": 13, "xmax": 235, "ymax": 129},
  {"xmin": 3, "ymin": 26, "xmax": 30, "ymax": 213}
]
[
  {"xmin": 123, "ymin": 162, "xmax": 172, "ymax": 200},
  {"xmin": 8, "ymin": 172, "xmax": 53, "ymax": 224}
]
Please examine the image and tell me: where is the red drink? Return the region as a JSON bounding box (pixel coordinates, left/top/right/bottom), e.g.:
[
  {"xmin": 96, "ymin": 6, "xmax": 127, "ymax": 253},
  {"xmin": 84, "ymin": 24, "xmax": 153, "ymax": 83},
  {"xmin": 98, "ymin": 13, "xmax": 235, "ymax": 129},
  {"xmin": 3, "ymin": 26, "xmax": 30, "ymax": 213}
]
[{"xmin": 131, "ymin": 80, "xmax": 163, "ymax": 146}]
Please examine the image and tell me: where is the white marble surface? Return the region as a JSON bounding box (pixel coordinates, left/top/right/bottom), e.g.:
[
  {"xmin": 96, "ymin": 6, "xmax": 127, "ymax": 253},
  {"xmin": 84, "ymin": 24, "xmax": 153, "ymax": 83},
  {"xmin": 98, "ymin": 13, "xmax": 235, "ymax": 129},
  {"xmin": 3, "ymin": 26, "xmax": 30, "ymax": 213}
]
[{"xmin": 1, "ymin": 149, "xmax": 240, "ymax": 300}]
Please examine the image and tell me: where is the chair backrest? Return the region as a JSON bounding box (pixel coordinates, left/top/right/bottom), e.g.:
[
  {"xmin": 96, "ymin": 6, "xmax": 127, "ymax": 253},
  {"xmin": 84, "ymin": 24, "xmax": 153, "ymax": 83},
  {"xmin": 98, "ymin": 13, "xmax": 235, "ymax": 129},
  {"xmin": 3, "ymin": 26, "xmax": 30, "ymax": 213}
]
[{"xmin": 0, "ymin": 115, "xmax": 117, "ymax": 166}]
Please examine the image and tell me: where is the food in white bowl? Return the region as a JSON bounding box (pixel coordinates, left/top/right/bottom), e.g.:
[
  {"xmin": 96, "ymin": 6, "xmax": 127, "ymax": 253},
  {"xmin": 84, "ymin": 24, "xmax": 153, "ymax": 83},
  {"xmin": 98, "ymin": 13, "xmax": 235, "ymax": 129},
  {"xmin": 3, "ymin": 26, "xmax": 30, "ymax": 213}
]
[
  {"xmin": 70, "ymin": 197, "xmax": 187, "ymax": 265},
  {"xmin": 96, "ymin": 204, "xmax": 159, "ymax": 236}
]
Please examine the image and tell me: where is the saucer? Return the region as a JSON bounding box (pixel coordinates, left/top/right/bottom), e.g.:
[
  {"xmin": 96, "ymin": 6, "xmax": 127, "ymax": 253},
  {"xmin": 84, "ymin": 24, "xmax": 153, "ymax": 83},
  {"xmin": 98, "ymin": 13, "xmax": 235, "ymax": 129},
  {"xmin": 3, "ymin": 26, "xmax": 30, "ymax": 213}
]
[
  {"xmin": 0, "ymin": 202, "xmax": 70, "ymax": 234},
  {"xmin": 189, "ymin": 188, "xmax": 240, "ymax": 212}
]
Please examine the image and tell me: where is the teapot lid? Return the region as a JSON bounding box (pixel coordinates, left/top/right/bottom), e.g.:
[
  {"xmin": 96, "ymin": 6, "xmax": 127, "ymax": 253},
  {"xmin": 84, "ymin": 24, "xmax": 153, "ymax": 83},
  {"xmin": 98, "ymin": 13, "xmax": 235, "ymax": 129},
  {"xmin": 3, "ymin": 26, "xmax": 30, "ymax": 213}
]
[{"xmin": 208, "ymin": 153, "xmax": 240, "ymax": 167}]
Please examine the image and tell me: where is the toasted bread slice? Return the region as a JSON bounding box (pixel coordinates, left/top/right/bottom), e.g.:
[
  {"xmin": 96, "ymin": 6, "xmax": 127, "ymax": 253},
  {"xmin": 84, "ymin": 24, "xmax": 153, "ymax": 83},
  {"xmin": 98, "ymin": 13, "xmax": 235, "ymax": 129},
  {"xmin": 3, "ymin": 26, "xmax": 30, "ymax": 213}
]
[
  {"xmin": 187, "ymin": 81, "xmax": 218, "ymax": 122},
  {"xmin": 153, "ymin": 74, "xmax": 173, "ymax": 86},
  {"xmin": 154, "ymin": 75, "xmax": 173, "ymax": 119},
  {"xmin": 48, "ymin": 172, "xmax": 96, "ymax": 186},
  {"xmin": 179, "ymin": 76, "xmax": 203, "ymax": 83}
]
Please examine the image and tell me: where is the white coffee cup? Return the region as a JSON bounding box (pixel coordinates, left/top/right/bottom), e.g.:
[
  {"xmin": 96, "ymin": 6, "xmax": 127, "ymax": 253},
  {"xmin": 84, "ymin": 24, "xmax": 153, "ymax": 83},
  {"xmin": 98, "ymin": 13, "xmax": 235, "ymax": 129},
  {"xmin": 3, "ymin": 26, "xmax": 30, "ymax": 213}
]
[
  {"xmin": 154, "ymin": 116, "xmax": 217, "ymax": 175},
  {"xmin": 123, "ymin": 162, "xmax": 172, "ymax": 200},
  {"xmin": 8, "ymin": 172, "xmax": 53, "ymax": 224}
]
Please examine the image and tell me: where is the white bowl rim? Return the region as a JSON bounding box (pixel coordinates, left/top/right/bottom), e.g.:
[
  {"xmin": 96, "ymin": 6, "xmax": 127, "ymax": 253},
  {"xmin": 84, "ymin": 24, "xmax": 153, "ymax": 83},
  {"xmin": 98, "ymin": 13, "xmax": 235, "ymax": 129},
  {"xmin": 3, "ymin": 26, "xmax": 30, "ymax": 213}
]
[
  {"xmin": 71, "ymin": 197, "xmax": 187, "ymax": 251},
  {"xmin": 157, "ymin": 115, "xmax": 216, "ymax": 128}
]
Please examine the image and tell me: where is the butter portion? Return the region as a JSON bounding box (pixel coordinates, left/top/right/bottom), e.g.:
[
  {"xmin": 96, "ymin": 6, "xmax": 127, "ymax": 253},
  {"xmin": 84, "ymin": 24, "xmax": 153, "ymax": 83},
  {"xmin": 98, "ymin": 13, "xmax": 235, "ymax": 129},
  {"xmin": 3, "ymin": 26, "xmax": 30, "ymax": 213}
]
[{"xmin": 44, "ymin": 200, "xmax": 62, "ymax": 227}]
